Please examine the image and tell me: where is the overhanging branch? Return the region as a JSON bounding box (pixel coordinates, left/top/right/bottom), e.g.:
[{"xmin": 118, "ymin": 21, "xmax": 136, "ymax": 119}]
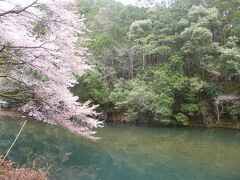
[{"xmin": 0, "ymin": 0, "xmax": 38, "ymax": 17}]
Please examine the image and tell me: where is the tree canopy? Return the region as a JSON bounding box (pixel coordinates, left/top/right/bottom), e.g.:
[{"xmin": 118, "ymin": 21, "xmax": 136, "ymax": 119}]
[{"xmin": 72, "ymin": 0, "xmax": 240, "ymax": 127}]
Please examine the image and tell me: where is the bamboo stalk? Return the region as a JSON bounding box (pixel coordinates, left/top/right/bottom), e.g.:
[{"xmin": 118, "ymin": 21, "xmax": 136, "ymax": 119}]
[{"xmin": 0, "ymin": 120, "xmax": 27, "ymax": 166}]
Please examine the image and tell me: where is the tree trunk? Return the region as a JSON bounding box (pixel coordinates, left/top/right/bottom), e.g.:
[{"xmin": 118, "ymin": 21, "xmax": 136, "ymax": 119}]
[
  {"xmin": 187, "ymin": 54, "xmax": 191, "ymax": 76},
  {"xmin": 129, "ymin": 51, "xmax": 134, "ymax": 78},
  {"xmin": 142, "ymin": 54, "xmax": 145, "ymax": 70},
  {"xmin": 214, "ymin": 99, "xmax": 223, "ymax": 125}
]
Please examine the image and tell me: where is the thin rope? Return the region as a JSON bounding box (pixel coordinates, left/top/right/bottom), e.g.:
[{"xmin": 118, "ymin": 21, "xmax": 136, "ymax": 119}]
[{"xmin": 0, "ymin": 120, "xmax": 27, "ymax": 166}]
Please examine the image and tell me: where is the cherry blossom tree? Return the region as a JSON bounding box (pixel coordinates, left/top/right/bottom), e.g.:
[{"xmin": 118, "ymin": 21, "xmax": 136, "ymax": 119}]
[{"xmin": 0, "ymin": 0, "xmax": 102, "ymax": 140}]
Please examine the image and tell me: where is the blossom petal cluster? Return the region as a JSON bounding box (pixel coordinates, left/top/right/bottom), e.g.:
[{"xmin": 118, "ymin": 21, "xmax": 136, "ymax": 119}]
[{"xmin": 0, "ymin": 0, "xmax": 102, "ymax": 140}]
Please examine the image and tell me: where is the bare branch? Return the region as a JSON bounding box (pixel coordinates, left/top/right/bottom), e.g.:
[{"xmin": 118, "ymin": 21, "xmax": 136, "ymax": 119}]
[
  {"xmin": 0, "ymin": 46, "xmax": 5, "ymax": 52},
  {"xmin": 0, "ymin": 0, "xmax": 38, "ymax": 17},
  {"xmin": 0, "ymin": 37, "xmax": 58, "ymax": 50}
]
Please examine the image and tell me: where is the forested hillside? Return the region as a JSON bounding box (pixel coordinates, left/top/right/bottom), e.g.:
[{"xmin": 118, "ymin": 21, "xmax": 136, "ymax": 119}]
[
  {"xmin": 73, "ymin": 0, "xmax": 240, "ymax": 127},
  {"xmin": 0, "ymin": 1, "xmax": 240, "ymax": 179}
]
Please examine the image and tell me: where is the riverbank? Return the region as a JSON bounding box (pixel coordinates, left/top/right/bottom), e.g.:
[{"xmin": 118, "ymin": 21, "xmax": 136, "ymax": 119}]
[
  {"xmin": 1, "ymin": 108, "xmax": 239, "ymax": 131},
  {"xmin": 105, "ymin": 118, "xmax": 240, "ymax": 131}
]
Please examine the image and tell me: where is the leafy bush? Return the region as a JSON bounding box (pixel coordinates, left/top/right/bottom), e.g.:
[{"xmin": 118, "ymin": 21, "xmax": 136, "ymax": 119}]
[
  {"xmin": 227, "ymin": 105, "xmax": 240, "ymax": 121},
  {"xmin": 181, "ymin": 103, "xmax": 199, "ymax": 116},
  {"xmin": 202, "ymin": 82, "xmax": 222, "ymax": 98},
  {"xmin": 72, "ymin": 70, "xmax": 110, "ymax": 109},
  {"xmin": 174, "ymin": 113, "xmax": 189, "ymax": 125}
]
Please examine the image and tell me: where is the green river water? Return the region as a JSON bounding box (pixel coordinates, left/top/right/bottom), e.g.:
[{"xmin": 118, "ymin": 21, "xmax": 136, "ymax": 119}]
[{"xmin": 0, "ymin": 116, "xmax": 240, "ymax": 180}]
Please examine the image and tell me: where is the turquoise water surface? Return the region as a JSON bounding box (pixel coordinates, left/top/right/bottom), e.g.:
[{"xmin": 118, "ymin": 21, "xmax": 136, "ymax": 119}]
[{"xmin": 0, "ymin": 116, "xmax": 240, "ymax": 180}]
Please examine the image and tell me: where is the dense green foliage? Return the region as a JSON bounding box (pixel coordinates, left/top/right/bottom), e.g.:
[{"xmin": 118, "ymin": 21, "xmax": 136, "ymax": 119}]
[
  {"xmin": 72, "ymin": 70, "xmax": 110, "ymax": 110},
  {"xmin": 74, "ymin": 0, "xmax": 240, "ymax": 126}
]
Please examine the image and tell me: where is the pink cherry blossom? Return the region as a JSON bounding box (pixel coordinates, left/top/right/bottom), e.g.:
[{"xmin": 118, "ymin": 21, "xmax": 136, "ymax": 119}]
[{"xmin": 0, "ymin": 0, "xmax": 102, "ymax": 140}]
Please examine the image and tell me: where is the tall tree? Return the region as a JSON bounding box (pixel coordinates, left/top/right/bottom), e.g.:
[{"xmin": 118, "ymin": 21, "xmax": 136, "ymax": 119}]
[{"xmin": 0, "ymin": 0, "xmax": 102, "ymax": 140}]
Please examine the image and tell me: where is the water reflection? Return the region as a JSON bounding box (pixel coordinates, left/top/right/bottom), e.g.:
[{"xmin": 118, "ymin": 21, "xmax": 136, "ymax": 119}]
[{"xmin": 0, "ymin": 116, "xmax": 240, "ymax": 180}]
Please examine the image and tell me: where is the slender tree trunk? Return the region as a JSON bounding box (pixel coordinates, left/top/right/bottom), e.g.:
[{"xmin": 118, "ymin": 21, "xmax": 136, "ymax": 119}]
[
  {"xmin": 214, "ymin": 99, "xmax": 223, "ymax": 125},
  {"xmin": 142, "ymin": 54, "xmax": 145, "ymax": 70},
  {"xmin": 215, "ymin": 100, "xmax": 221, "ymax": 123},
  {"xmin": 187, "ymin": 54, "xmax": 191, "ymax": 75},
  {"xmin": 129, "ymin": 51, "xmax": 134, "ymax": 78},
  {"xmin": 202, "ymin": 69, "xmax": 205, "ymax": 80}
]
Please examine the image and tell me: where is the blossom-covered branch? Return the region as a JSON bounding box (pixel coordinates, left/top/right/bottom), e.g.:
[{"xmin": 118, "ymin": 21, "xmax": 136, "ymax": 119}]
[
  {"xmin": 0, "ymin": 0, "xmax": 38, "ymax": 17},
  {"xmin": 0, "ymin": 0, "xmax": 102, "ymax": 140}
]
